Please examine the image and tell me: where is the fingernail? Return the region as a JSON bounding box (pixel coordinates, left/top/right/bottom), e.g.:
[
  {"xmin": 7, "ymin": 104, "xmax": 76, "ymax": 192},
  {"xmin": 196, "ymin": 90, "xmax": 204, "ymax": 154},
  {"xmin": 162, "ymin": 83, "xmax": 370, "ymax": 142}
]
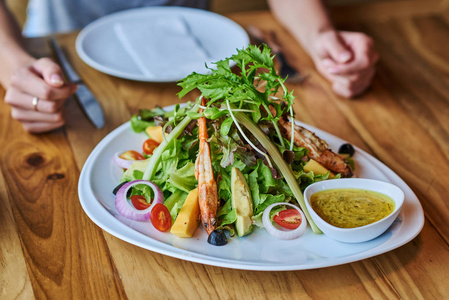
[
  {"xmin": 50, "ymin": 74, "xmax": 64, "ymax": 85},
  {"xmin": 339, "ymin": 52, "xmax": 352, "ymax": 63},
  {"xmin": 322, "ymin": 58, "xmax": 334, "ymax": 67}
]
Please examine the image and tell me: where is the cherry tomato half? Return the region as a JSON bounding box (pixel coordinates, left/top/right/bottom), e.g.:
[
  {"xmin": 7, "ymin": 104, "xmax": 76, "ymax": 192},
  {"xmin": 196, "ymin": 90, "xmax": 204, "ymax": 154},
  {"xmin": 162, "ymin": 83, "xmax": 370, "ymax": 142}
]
[
  {"xmin": 273, "ymin": 209, "xmax": 302, "ymax": 230},
  {"xmin": 120, "ymin": 150, "xmax": 145, "ymax": 161},
  {"xmin": 150, "ymin": 203, "xmax": 172, "ymax": 232},
  {"xmin": 131, "ymin": 195, "xmax": 151, "ymax": 210},
  {"xmin": 143, "ymin": 139, "xmax": 160, "ymax": 155}
]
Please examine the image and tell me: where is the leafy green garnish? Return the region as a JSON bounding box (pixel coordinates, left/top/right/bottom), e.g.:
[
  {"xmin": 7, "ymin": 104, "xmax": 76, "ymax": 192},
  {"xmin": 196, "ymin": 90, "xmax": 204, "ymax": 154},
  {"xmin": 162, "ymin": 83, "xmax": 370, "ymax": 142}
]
[{"xmin": 178, "ymin": 44, "xmax": 295, "ymax": 150}]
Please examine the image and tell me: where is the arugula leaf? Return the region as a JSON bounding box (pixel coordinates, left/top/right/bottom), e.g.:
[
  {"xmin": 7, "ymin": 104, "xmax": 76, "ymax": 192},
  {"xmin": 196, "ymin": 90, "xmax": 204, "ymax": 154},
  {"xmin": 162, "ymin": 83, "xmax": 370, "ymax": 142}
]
[{"xmin": 177, "ymin": 44, "xmax": 295, "ymax": 151}]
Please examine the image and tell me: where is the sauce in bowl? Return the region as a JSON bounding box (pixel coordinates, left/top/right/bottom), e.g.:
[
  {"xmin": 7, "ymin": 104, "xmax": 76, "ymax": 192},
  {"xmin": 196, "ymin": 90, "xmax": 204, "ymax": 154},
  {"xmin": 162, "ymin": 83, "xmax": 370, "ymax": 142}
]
[{"xmin": 310, "ymin": 188, "xmax": 395, "ymax": 228}]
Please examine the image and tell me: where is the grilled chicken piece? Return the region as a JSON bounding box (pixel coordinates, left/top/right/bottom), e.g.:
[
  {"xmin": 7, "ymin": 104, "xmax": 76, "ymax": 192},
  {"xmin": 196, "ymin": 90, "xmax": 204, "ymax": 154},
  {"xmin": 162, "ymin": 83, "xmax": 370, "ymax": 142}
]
[{"xmin": 279, "ymin": 118, "xmax": 353, "ymax": 177}]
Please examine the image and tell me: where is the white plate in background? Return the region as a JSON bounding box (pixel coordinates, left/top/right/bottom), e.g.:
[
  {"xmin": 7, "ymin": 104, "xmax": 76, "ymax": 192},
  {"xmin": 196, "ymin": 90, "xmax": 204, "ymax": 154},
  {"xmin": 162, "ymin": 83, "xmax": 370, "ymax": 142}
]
[{"xmin": 76, "ymin": 7, "xmax": 249, "ymax": 82}]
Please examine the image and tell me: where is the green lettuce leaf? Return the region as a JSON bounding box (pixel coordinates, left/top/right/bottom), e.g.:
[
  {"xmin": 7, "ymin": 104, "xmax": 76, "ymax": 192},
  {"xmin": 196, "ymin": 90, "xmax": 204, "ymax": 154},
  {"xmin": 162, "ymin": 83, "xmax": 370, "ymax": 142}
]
[{"xmin": 167, "ymin": 162, "xmax": 197, "ymax": 193}]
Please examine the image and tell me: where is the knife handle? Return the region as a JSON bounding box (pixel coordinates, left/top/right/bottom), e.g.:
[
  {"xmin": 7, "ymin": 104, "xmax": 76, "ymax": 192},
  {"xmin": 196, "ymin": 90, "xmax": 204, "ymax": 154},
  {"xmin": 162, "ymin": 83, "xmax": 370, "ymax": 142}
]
[
  {"xmin": 49, "ymin": 36, "xmax": 82, "ymax": 83},
  {"xmin": 246, "ymin": 26, "xmax": 281, "ymax": 53}
]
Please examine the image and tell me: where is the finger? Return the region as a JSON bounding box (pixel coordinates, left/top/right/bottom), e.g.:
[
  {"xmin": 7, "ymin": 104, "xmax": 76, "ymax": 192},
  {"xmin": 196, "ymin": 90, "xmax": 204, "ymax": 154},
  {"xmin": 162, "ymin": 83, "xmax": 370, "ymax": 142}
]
[
  {"xmin": 21, "ymin": 120, "xmax": 65, "ymax": 133},
  {"xmin": 330, "ymin": 53, "xmax": 377, "ymax": 75},
  {"xmin": 322, "ymin": 32, "xmax": 353, "ymax": 64},
  {"xmin": 332, "ymin": 78, "xmax": 371, "ymax": 98},
  {"xmin": 314, "ymin": 59, "xmax": 341, "ymax": 83},
  {"xmin": 10, "ymin": 66, "xmax": 77, "ymax": 100},
  {"xmin": 329, "ymin": 42, "xmax": 378, "ymax": 75},
  {"xmin": 32, "ymin": 57, "xmax": 65, "ymax": 87},
  {"xmin": 5, "ymin": 89, "xmax": 66, "ymax": 113},
  {"xmin": 11, "ymin": 106, "xmax": 65, "ymax": 123},
  {"xmin": 331, "ymin": 68, "xmax": 376, "ymax": 89},
  {"xmin": 316, "ymin": 56, "xmax": 375, "ymax": 97},
  {"xmin": 332, "ymin": 69, "xmax": 375, "ymax": 98}
]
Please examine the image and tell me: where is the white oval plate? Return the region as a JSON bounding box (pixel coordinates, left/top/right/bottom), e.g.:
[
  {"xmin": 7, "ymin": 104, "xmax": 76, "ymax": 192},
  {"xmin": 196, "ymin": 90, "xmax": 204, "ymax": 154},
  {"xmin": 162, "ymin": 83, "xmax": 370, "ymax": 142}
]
[
  {"xmin": 75, "ymin": 7, "xmax": 249, "ymax": 82},
  {"xmin": 78, "ymin": 109, "xmax": 424, "ymax": 271}
]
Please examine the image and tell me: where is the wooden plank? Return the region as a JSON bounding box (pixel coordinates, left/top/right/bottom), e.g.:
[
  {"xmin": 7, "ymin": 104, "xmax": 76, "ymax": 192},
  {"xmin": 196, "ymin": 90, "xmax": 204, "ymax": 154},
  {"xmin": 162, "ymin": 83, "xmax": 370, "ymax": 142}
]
[
  {"xmin": 0, "ymin": 88, "xmax": 127, "ymax": 298},
  {"xmin": 369, "ymin": 222, "xmax": 449, "ymax": 298},
  {"xmin": 400, "ymin": 15, "xmax": 449, "ymax": 76},
  {"xmin": 0, "ymin": 166, "xmax": 34, "ymax": 299},
  {"xmin": 5, "ymin": 0, "xmax": 28, "ymax": 28},
  {"xmin": 330, "ymin": 0, "xmax": 449, "ymax": 23},
  {"xmin": 210, "ymin": 0, "xmax": 268, "ymax": 14}
]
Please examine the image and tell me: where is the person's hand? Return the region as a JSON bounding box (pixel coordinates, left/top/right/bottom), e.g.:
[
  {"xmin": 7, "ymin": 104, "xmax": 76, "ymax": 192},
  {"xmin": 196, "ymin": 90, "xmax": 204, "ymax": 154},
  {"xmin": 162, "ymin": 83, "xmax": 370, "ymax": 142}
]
[
  {"xmin": 308, "ymin": 30, "xmax": 379, "ymax": 98},
  {"xmin": 4, "ymin": 57, "xmax": 77, "ymax": 133}
]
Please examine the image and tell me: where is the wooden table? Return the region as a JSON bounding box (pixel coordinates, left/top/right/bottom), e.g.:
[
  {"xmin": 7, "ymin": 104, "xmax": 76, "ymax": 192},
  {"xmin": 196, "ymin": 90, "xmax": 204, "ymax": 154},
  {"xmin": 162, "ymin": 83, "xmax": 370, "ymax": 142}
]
[{"xmin": 2, "ymin": 8, "xmax": 449, "ymax": 300}]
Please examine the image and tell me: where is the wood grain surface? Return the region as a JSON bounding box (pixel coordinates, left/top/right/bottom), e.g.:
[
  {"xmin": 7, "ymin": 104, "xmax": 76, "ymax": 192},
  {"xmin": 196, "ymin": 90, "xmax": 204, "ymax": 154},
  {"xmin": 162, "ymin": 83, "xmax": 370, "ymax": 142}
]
[{"xmin": 1, "ymin": 7, "xmax": 449, "ymax": 300}]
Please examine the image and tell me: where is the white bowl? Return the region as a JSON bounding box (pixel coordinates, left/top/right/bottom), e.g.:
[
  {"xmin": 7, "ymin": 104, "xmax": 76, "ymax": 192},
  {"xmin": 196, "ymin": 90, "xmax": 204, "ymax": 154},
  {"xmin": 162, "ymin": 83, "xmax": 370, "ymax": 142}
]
[{"xmin": 304, "ymin": 178, "xmax": 404, "ymax": 243}]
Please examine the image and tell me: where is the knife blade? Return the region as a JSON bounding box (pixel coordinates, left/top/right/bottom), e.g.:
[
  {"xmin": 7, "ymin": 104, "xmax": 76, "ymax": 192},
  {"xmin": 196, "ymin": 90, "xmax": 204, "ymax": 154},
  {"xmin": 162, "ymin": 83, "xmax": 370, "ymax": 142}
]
[
  {"xmin": 181, "ymin": 17, "xmax": 212, "ymax": 59},
  {"xmin": 49, "ymin": 37, "xmax": 105, "ymax": 129}
]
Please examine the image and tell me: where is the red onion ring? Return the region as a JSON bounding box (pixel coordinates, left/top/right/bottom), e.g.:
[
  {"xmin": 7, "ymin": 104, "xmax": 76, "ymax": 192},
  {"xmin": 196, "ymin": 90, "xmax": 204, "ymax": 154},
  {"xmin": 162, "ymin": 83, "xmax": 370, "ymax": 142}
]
[
  {"xmin": 113, "ymin": 152, "xmax": 136, "ymax": 169},
  {"xmin": 262, "ymin": 202, "xmax": 308, "ymax": 240},
  {"xmin": 115, "ymin": 180, "xmax": 164, "ymax": 221}
]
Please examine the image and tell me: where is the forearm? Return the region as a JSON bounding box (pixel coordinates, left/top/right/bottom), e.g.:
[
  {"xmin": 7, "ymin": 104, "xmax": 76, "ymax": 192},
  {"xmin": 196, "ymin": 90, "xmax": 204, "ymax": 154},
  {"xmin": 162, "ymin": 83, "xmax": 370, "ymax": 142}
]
[
  {"xmin": 267, "ymin": 0, "xmax": 334, "ymax": 53},
  {"xmin": 0, "ymin": 1, "xmax": 34, "ymax": 87}
]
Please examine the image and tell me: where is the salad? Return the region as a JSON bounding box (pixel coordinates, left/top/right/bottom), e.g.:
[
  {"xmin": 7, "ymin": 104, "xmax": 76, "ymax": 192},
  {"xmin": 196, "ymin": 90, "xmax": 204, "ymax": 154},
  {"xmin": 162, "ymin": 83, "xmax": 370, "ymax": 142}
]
[{"xmin": 112, "ymin": 45, "xmax": 354, "ymax": 245}]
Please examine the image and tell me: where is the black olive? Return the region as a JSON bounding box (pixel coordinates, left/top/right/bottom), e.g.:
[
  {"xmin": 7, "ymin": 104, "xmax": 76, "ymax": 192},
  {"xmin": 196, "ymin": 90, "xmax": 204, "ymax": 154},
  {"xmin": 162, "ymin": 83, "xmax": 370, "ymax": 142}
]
[
  {"xmin": 282, "ymin": 150, "xmax": 295, "ymax": 165},
  {"xmin": 112, "ymin": 181, "xmax": 130, "ymax": 195},
  {"xmin": 338, "ymin": 143, "xmax": 355, "ymax": 157},
  {"xmin": 207, "ymin": 230, "xmax": 228, "ymax": 246}
]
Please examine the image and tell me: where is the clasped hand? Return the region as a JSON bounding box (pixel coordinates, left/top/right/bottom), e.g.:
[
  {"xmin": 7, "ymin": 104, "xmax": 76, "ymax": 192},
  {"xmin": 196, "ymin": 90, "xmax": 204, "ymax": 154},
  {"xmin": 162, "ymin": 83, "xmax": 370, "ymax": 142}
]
[
  {"xmin": 309, "ymin": 30, "xmax": 379, "ymax": 98},
  {"xmin": 4, "ymin": 57, "xmax": 77, "ymax": 133}
]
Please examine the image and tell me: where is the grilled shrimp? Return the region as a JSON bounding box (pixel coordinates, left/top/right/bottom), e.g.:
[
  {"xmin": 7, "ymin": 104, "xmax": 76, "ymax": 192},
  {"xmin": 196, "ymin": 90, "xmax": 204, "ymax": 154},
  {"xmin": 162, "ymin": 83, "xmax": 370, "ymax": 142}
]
[
  {"xmin": 279, "ymin": 117, "xmax": 353, "ymax": 177},
  {"xmin": 195, "ymin": 97, "xmax": 219, "ymax": 235}
]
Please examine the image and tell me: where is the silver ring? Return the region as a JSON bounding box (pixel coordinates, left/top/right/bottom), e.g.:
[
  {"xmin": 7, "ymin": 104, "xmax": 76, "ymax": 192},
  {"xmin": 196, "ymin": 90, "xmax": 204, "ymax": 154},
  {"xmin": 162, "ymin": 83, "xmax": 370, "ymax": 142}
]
[{"xmin": 32, "ymin": 97, "xmax": 39, "ymax": 111}]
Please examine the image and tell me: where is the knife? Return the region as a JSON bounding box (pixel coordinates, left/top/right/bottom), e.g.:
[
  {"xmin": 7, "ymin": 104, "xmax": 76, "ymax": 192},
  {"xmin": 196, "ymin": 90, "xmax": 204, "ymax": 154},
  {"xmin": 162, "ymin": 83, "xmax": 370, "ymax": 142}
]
[
  {"xmin": 49, "ymin": 37, "xmax": 105, "ymax": 129},
  {"xmin": 181, "ymin": 17, "xmax": 212, "ymax": 59},
  {"xmin": 246, "ymin": 26, "xmax": 306, "ymax": 83}
]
